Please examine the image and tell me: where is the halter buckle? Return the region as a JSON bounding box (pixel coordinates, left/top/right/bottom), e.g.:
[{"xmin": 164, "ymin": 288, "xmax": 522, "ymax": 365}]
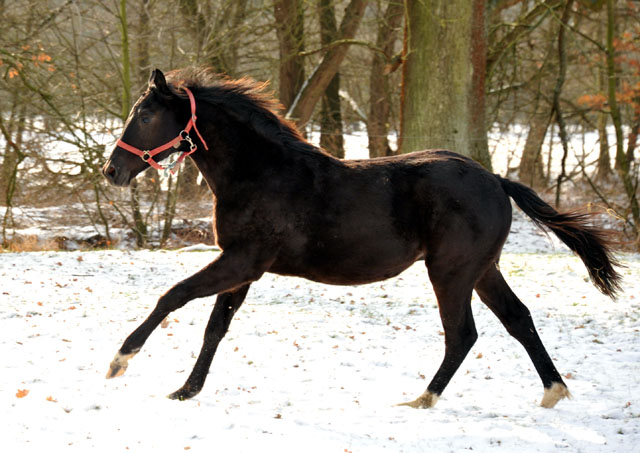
[
  {"xmin": 178, "ymin": 130, "xmax": 197, "ymax": 153},
  {"xmin": 141, "ymin": 151, "xmax": 151, "ymax": 162}
]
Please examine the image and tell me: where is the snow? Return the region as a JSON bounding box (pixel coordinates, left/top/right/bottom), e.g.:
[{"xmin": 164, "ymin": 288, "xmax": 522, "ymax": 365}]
[{"xmin": 2, "ymin": 221, "xmax": 640, "ymax": 452}]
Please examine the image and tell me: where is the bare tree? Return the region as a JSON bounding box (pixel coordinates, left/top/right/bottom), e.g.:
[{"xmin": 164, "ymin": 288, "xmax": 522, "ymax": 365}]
[{"xmin": 286, "ymin": 0, "xmax": 367, "ymax": 128}]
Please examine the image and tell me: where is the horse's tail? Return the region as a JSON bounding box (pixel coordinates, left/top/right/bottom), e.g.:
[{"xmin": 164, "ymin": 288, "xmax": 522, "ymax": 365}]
[{"xmin": 497, "ymin": 176, "xmax": 622, "ymax": 298}]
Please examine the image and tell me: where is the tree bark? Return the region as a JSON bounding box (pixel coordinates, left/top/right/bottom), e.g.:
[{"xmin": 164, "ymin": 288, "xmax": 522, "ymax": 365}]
[
  {"xmin": 400, "ymin": 0, "xmax": 491, "ymax": 169},
  {"xmin": 596, "ymin": 52, "xmax": 612, "ymax": 181},
  {"xmin": 287, "ymin": 0, "xmax": 366, "ymax": 128},
  {"xmin": 119, "ymin": 0, "xmax": 147, "ymax": 247},
  {"xmin": 606, "ymin": 0, "xmax": 640, "ymax": 239},
  {"xmin": 553, "ymin": 0, "xmax": 572, "ymax": 207},
  {"xmin": 520, "ymin": 110, "xmax": 550, "ymax": 187},
  {"xmin": 469, "ymin": 0, "xmax": 491, "ymax": 168},
  {"xmin": 274, "ymin": 0, "xmax": 305, "ymax": 110},
  {"xmin": 136, "ymin": 0, "xmax": 151, "ymax": 89},
  {"xmin": 318, "ymin": 0, "xmax": 344, "ymax": 157},
  {"xmin": 0, "ymin": 104, "xmax": 26, "ymax": 247},
  {"xmin": 368, "ymin": 0, "xmax": 403, "ymax": 158}
]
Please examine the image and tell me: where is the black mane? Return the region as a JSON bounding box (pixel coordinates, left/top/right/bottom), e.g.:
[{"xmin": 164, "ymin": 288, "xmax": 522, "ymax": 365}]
[{"xmin": 165, "ymin": 67, "xmax": 329, "ymax": 157}]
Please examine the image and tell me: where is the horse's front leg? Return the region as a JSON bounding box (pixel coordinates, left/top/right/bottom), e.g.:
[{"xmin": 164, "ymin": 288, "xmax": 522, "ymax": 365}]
[
  {"xmin": 167, "ymin": 284, "xmax": 251, "ymax": 400},
  {"xmin": 105, "ymin": 247, "xmax": 271, "ymax": 380}
]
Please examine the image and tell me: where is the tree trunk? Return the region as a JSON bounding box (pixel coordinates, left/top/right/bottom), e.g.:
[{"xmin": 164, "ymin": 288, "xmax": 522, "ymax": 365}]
[
  {"xmin": 137, "ymin": 0, "xmax": 159, "ymax": 191},
  {"xmin": 606, "ymin": 0, "xmax": 640, "ymax": 241},
  {"xmin": 178, "ymin": 0, "xmax": 206, "ymax": 53},
  {"xmin": 1, "ymin": 96, "xmax": 20, "ymax": 200},
  {"xmin": 274, "ymin": 0, "xmax": 305, "ymax": 110},
  {"xmin": 520, "ymin": 111, "xmax": 549, "ymax": 187},
  {"xmin": 625, "ymin": 107, "xmax": 640, "ymax": 167},
  {"xmin": 119, "ymin": 0, "xmax": 147, "ymax": 247},
  {"xmin": 0, "ymin": 104, "xmax": 26, "ymax": 247},
  {"xmin": 226, "ymin": 0, "xmax": 249, "ymax": 76},
  {"xmin": 287, "ymin": 0, "xmax": 367, "ymax": 128},
  {"xmin": 400, "ymin": 0, "xmax": 491, "ymax": 169},
  {"xmin": 318, "ymin": 0, "xmax": 344, "ymax": 157},
  {"xmin": 596, "ymin": 109, "xmax": 611, "ymax": 181},
  {"xmin": 594, "ymin": 11, "xmax": 612, "ymax": 182},
  {"xmin": 469, "ymin": 0, "xmax": 491, "ymax": 168},
  {"xmin": 136, "ymin": 0, "xmax": 151, "ymax": 89},
  {"xmin": 553, "ymin": 0, "xmax": 572, "ymax": 207},
  {"xmin": 118, "ymin": 0, "xmax": 131, "ymax": 120},
  {"xmin": 368, "ymin": 0, "xmax": 403, "ymax": 158}
]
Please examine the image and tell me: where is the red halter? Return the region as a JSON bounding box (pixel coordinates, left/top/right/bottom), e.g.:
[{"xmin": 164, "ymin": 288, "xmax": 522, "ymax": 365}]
[{"xmin": 116, "ymin": 86, "xmax": 209, "ymax": 175}]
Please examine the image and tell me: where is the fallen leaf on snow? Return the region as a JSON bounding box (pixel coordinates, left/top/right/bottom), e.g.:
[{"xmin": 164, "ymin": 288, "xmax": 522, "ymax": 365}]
[{"xmin": 16, "ymin": 389, "xmax": 29, "ymax": 398}]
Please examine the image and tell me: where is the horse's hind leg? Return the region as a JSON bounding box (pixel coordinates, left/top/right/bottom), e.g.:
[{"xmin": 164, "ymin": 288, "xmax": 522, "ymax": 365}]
[
  {"xmin": 474, "ymin": 265, "xmax": 570, "ymax": 408},
  {"xmin": 400, "ymin": 267, "xmax": 478, "ymax": 408}
]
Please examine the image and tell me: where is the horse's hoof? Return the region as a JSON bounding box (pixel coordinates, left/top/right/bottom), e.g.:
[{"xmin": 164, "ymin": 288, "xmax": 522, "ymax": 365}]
[
  {"xmin": 105, "ymin": 351, "xmax": 137, "ymax": 379},
  {"xmin": 540, "ymin": 382, "xmax": 572, "ymax": 408},
  {"xmin": 167, "ymin": 385, "xmax": 199, "ymax": 401},
  {"xmin": 105, "ymin": 364, "xmax": 127, "ymax": 379},
  {"xmin": 397, "ymin": 391, "xmax": 439, "ymax": 409}
]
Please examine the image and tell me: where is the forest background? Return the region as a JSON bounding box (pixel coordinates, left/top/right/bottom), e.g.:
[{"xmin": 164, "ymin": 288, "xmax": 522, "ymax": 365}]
[{"xmin": 1, "ymin": 0, "xmax": 639, "ymax": 251}]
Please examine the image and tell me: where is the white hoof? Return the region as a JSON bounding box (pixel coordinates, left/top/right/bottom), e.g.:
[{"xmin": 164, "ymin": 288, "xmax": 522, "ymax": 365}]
[
  {"xmin": 540, "ymin": 382, "xmax": 572, "ymax": 408},
  {"xmin": 397, "ymin": 391, "xmax": 440, "ymax": 409},
  {"xmin": 105, "ymin": 351, "xmax": 138, "ymax": 379}
]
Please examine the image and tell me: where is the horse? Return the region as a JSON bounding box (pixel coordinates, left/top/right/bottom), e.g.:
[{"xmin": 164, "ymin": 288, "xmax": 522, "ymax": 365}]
[{"xmin": 102, "ymin": 68, "xmax": 621, "ymax": 407}]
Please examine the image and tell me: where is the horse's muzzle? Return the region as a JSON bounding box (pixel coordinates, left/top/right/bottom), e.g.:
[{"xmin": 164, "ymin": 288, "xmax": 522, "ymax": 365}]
[{"xmin": 102, "ymin": 159, "xmax": 130, "ymax": 187}]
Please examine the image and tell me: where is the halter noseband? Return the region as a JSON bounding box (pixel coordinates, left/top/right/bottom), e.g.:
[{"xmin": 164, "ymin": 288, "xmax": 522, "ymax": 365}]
[{"xmin": 116, "ymin": 86, "xmax": 209, "ymax": 175}]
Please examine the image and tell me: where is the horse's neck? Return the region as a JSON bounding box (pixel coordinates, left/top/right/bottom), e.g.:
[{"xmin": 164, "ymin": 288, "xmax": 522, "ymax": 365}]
[
  {"xmin": 189, "ymin": 126, "xmax": 270, "ymax": 195},
  {"xmin": 189, "ymin": 104, "xmax": 332, "ymax": 194}
]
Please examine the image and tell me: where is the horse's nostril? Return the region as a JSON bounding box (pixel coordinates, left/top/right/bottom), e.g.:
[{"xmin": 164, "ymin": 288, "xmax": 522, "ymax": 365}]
[{"xmin": 102, "ymin": 162, "xmax": 117, "ymax": 181}]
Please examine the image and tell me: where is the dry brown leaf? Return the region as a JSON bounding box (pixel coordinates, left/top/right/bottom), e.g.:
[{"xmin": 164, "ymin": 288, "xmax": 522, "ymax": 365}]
[{"xmin": 16, "ymin": 389, "xmax": 29, "ymax": 398}]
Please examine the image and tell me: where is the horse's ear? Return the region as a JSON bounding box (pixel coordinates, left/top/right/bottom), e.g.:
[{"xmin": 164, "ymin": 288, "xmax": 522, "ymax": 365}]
[{"xmin": 149, "ymin": 69, "xmax": 171, "ymax": 97}]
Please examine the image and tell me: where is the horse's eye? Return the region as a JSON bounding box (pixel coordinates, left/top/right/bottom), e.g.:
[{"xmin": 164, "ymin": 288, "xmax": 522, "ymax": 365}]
[{"xmin": 141, "ymin": 117, "xmax": 150, "ymax": 124}]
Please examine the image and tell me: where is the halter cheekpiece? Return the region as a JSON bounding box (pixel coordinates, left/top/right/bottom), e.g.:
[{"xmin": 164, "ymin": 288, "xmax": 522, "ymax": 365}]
[{"xmin": 116, "ymin": 86, "xmax": 209, "ymax": 175}]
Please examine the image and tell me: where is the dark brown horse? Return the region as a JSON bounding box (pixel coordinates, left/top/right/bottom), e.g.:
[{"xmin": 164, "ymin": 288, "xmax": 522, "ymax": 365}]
[{"xmin": 102, "ymin": 68, "xmax": 621, "ymax": 408}]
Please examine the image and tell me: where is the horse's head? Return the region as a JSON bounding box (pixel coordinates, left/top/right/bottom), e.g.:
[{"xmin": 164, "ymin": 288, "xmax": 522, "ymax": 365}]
[{"xmin": 102, "ymin": 69, "xmax": 189, "ymax": 186}]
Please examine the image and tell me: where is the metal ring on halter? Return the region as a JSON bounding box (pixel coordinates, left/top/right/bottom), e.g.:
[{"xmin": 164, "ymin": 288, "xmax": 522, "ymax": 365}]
[{"xmin": 141, "ymin": 151, "xmax": 151, "ymax": 161}]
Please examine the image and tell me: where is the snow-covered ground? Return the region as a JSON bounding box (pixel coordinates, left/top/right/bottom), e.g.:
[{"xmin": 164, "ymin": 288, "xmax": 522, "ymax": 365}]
[
  {"xmin": 2, "ymin": 123, "xmax": 638, "ymax": 451},
  {"xmin": 2, "ymin": 212, "xmax": 639, "ymax": 452}
]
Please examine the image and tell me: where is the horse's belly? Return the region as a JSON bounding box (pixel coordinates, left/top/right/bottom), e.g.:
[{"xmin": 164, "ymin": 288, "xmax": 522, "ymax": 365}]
[{"xmin": 270, "ymin": 241, "xmax": 424, "ymax": 286}]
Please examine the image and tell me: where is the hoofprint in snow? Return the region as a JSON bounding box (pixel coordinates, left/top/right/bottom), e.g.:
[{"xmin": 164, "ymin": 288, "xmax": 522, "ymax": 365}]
[{"xmin": 2, "ymin": 238, "xmax": 639, "ymax": 452}]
